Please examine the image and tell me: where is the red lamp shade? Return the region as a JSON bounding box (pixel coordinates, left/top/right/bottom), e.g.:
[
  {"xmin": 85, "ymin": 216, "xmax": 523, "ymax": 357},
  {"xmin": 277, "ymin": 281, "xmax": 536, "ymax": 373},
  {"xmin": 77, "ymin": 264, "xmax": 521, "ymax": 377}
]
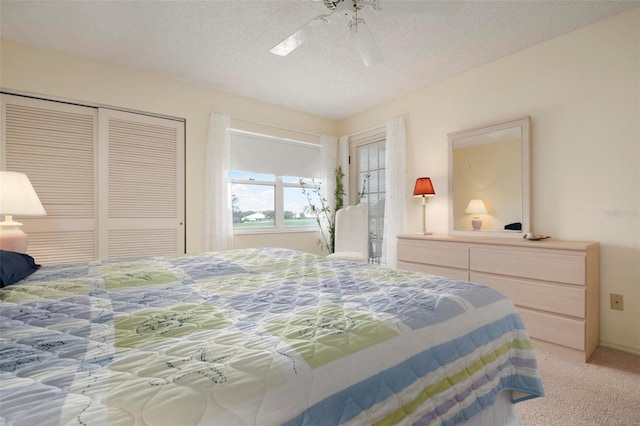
[{"xmin": 413, "ymin": 177, "xmax": 435, "ymax": 197}]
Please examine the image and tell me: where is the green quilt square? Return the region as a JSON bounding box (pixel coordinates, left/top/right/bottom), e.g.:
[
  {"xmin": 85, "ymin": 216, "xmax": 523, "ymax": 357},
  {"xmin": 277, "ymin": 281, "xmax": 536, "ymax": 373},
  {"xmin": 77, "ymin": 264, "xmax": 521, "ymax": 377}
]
[{"xmin": 265, "ymin": 304, "xmax": 397, "ymax": 368}]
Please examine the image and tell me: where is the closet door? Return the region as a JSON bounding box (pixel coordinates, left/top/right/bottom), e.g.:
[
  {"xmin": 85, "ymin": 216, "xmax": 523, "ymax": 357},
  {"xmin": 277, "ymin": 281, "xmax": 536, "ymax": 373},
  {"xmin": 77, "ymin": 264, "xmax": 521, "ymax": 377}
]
[
  {"xmin": 1, "ymin": 94, "xmax": 98, "ymax": 264},
  {"xmin": 98, "ymin": 108, "xmax": 185, "ymax": 259}
]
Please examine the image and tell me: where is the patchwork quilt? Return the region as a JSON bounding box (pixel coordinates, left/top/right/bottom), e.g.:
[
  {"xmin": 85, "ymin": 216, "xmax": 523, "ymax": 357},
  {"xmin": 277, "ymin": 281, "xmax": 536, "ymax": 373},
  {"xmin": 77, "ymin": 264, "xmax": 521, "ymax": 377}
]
[{"xmin": 0, "ymin": 248, "xmax": 543, "ymax": 425}]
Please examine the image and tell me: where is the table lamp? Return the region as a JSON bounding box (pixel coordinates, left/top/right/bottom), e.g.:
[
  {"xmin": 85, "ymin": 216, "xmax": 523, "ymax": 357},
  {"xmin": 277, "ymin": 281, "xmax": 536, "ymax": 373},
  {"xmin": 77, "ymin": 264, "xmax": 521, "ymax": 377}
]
[
  {"xmin": 465, "ymin": 199, "xmax": 487, "ymax": 231},
  {"xmin": 413, "ymin": 177, "xmax": 435, "ymax": 235},
  {"xmin": 0, "ymin": 171, "xmax": 46, "ymax": 253}
]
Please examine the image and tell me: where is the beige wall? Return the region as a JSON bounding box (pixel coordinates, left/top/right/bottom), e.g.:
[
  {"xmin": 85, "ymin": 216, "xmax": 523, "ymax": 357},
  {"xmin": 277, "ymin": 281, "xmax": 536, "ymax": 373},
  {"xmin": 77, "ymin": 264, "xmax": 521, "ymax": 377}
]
[
  {"xmin": 0, "ymin": 39, "xmax": 334, "ymax": 256},
  {"xmin": 340, "ymin": 9, "xmax": 640, "ymax": 354}
]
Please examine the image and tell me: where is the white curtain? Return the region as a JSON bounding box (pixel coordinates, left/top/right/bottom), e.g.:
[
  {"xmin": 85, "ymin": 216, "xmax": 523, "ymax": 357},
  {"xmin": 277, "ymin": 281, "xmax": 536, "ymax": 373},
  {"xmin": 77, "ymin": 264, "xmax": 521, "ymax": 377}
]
[
  {"xmin": 320, "ymin": 135, "xmax": 338, "ymax": 253},
  {"xmin": 338, "ymin": 135, "xmax": 350, "ymax": 205},
  {"xmin": 382, "ymin": 116, "xmax": 408, "ymax": 268},
  {"xmin": 203, "ymin": 112, "xmax": 232, "ymax": 252}
]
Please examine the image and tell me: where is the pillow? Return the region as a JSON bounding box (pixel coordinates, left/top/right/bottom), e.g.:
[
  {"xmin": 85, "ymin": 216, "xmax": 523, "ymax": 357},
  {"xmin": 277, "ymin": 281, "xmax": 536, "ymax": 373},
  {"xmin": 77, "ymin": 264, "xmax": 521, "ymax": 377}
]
[{"xmin": 0, "ymin": 250, "xmax": 41, "ymax": 288}]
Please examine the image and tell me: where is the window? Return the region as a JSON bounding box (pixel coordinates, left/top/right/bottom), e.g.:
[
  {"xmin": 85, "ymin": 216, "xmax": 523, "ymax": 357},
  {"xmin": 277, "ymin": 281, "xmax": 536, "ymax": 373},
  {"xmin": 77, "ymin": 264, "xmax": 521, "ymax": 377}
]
[
  {"xmin": 230, "ymin": 172, "xmax": 321, "ymax": 232},
  {"xmin": 229, "ymin": 130, "xmax": 322, "ymax": 233},
  {"xmin": 350, "ymin": 132, "xmax": 386, "ymax": 264}
]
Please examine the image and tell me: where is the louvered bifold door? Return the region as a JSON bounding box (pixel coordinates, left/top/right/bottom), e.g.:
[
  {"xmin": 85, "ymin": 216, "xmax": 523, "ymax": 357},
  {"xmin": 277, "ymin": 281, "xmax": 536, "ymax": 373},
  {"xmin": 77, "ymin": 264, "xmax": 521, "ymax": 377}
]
[
  {"xmin": 1, "ymin": 94, "xmax": 98, "ymax": 264},
  {"xmin": 98, "ymin": 108, "xmax": 185, "ymax": 260}
]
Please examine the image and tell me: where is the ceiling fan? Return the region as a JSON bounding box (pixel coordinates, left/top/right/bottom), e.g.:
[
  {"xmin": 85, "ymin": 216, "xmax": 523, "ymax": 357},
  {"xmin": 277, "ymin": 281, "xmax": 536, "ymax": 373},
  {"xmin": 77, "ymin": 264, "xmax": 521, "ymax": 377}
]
[{"xmin": 270, "ymin": 0, "xmax": 461, "ymax": 67}]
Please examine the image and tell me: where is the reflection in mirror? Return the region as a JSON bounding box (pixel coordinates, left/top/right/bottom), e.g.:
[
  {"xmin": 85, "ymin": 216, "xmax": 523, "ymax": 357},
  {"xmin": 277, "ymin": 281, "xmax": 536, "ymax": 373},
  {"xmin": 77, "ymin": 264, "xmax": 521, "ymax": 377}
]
[{"xmin": 448, "ymin": 116, "xmax": 530, "ymax": 236}]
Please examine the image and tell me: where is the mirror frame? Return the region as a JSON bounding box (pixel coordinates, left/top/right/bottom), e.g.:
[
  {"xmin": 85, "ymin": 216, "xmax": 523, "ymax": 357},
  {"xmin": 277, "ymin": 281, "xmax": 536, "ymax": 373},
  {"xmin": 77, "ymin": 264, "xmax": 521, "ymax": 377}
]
[{"xmin": 448, "ymin": 116, "xmax": 531, "ymax": 237}]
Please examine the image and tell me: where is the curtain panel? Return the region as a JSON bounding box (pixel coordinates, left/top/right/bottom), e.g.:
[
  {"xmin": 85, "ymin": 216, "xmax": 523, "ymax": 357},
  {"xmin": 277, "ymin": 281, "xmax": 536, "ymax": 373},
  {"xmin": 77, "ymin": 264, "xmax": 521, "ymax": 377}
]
[
  {"xmin": 338, "ymin": 135, "xmax": 350, "ymax": 206},
  {"xmin": 320, "ymin": 135, "xmax": 338, "ymax": 254},
  {"xmin": 382, "ymin": 116, "xmax": 408, "ymax": 268},
  {"xmin": 204, "ymin": 112, "xmax": 232, "ymax": 252}
]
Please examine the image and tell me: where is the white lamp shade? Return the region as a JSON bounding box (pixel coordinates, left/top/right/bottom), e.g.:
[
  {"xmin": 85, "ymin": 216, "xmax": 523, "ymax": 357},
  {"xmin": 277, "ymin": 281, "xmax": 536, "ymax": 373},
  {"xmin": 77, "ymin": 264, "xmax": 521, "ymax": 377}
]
[
  {"xmin": 465, "ymin": 199, "xmax": 487, "ymax": 215},
  {"xmin": 0, "ymin": 171, "xmax": 46, "ymax": 216}
]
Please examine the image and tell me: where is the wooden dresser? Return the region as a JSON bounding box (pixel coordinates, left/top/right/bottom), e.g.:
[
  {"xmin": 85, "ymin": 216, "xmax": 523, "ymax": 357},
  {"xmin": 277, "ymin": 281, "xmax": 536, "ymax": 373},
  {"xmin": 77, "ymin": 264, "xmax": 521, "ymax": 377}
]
[{"xmin": 397, "ymin": 234, "xmax": 600, "ymax": 362}]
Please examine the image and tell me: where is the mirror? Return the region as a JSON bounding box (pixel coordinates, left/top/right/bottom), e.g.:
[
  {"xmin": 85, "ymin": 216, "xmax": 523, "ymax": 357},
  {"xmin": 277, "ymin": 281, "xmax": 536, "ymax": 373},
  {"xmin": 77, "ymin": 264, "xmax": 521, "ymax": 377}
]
[{"xmin": 448, "ymin": 116, "xmax": 530, "ymax": 236}]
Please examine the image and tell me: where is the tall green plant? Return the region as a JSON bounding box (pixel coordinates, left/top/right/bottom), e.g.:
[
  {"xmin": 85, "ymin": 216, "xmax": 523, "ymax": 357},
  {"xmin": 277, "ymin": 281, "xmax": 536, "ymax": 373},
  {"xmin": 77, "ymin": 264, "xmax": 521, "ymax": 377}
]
[{"xmin": 300, "ymin": 166, "xmax": 367, "ymax": 254}]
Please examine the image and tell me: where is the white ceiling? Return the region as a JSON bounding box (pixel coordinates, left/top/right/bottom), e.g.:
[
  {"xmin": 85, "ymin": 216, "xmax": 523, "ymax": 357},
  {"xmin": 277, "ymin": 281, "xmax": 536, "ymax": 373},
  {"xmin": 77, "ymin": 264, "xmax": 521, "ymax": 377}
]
[{"xmin": 1, "ymin": 0, "xmax": 638, "ymax": 120}]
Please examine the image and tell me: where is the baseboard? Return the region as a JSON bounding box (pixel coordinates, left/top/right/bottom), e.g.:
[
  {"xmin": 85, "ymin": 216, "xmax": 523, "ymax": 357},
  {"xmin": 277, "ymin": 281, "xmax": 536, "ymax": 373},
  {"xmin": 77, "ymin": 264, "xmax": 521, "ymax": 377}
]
[{"xmin": 599, "ymin": 340, "xmax": 640, "ymax": 357}]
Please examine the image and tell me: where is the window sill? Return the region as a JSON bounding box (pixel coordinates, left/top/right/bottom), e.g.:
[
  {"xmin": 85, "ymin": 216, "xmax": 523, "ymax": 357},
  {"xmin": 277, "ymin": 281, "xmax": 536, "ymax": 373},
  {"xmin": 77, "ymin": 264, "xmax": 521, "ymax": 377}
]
[{"xmin": 233, "ymin": 227, "xmax": 320, "ymax": 236}]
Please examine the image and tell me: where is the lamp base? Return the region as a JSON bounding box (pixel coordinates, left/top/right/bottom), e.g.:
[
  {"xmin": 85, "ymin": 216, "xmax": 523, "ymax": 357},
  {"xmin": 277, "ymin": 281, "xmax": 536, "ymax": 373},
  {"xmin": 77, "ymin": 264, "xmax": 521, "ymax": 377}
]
[
  {"xmin": 420, "ymin": 197, "xmax": 433, "ymax": 235},
  {"xmin": 471, "ymin": 218, "xmax": 482, "ymax": 231},
  {"xmin": 0, "ymin": 218, "xmax": 29, "ymax": 253}
]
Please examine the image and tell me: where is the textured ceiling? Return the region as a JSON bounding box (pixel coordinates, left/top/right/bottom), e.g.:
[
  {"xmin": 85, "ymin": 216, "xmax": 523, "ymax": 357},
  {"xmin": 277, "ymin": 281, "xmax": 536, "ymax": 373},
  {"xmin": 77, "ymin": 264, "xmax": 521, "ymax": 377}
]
[{"xmin": 1, "ymin": 0, "xmax": 638, "ymax": 120}]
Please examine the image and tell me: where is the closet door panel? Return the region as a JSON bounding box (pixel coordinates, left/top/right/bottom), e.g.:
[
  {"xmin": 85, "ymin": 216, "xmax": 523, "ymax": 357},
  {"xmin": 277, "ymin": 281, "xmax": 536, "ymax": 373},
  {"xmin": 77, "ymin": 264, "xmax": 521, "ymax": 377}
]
[
  {"xmin": 2, "ymin": 96, "xmax": 184, "ymax": 263},
  {"xmin": 1, "ymin": 94, "xmax": 98, "ymax": 264},
  {"xmin": 98, "ymin": 108, "xmax": 185, "ymax": 259}
]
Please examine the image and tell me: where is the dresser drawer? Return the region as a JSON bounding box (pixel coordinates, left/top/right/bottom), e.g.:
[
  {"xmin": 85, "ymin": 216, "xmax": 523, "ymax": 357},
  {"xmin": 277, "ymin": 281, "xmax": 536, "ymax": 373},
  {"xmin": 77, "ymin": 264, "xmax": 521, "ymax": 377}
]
[
  {"xmin": 519, "ymin": 308, "xmax": 585, "ymax": 351},
  {"xmin": 398, "ymin": 239, "xmax": 469, "ymax": 269},
  {"xmin": 470, "ymin": 272, "xmax": 585, "ymax": 318},
  {"xmin": 470, "ymin": 247, "xmax": 586, "ymax": 285},
  {"xmin": 397, "ymin": 235, "xmax": 598, "ymax": 362},
  {"xmin": 399, "ymin": 261, "xmax": 470, "ymax": 281}
]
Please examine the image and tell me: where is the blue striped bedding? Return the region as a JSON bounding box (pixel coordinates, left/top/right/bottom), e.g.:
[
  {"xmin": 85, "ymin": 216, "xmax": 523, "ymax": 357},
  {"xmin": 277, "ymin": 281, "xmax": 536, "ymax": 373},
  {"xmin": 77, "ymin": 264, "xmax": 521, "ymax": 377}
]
[{"xmin": 0, "ymin": 248, "xmax": 543, "ymax": 425}]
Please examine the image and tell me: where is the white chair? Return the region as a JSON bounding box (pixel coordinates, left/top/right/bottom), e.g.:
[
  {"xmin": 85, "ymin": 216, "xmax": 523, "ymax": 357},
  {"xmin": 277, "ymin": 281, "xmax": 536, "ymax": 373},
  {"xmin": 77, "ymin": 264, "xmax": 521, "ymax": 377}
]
[{"xmin": 327, "ymin": 202, "xmax": 369, "ymax": 263}]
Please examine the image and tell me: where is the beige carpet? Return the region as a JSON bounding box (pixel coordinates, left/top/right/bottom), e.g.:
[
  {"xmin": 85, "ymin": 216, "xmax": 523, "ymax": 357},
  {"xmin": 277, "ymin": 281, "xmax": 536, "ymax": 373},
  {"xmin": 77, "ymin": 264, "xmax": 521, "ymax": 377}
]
[{"xmin": 517, "ymin": 346, "xmax": 640, "ymax": 425}]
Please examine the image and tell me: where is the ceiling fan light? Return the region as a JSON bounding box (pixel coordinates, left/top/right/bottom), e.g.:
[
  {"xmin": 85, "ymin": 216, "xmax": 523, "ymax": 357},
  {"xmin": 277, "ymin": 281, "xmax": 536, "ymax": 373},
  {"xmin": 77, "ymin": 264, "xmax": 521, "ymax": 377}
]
[{"xmin": 349, "ymin": 19, "xmax": 382, "ymax": 67}]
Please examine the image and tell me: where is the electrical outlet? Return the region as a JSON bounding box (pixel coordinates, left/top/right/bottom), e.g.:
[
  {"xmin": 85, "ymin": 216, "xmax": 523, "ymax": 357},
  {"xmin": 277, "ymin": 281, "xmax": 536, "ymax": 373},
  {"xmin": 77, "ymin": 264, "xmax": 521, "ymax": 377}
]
[{"xmin": 610, "ymin": 294, "xmax": 624, "ymax": 311}]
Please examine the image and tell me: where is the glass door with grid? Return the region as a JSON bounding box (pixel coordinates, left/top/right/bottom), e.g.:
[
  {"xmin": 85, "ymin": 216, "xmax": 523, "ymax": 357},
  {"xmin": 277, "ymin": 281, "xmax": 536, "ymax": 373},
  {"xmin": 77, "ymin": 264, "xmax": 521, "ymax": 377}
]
[{"xmin": 351, "ymin": 138, "xmax": 385, "ymax": 264}]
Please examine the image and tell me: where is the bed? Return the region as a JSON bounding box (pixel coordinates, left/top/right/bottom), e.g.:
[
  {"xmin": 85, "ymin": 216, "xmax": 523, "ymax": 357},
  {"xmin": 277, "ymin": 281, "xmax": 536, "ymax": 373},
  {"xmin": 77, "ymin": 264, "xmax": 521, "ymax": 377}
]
[{"xmin": 0, "ymin": 247, "xmax": 543, "ymax": 425}]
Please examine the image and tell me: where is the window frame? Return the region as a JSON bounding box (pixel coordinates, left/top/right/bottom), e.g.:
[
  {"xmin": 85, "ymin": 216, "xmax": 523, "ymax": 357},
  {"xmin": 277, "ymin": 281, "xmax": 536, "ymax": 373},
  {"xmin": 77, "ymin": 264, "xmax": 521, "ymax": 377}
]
[{"xmin": 230, "ymin": 173, "xmax": 321, "ymax": 235}]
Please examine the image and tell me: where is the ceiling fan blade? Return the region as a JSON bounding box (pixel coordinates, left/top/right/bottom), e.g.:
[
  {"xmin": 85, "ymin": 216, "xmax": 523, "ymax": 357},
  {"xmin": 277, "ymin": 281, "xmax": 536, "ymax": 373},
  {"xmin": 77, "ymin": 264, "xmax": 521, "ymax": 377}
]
[
  {"xmin": 350, "ymin": 19, "xmax": 382, "ymax": 67},
  {"xmin": 270, "ymin": 14, "xmax": 330, "ymax": 56},
  {"xmin": 379, "ymin": 0, "xmax": 463, "ymax": 15}
]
